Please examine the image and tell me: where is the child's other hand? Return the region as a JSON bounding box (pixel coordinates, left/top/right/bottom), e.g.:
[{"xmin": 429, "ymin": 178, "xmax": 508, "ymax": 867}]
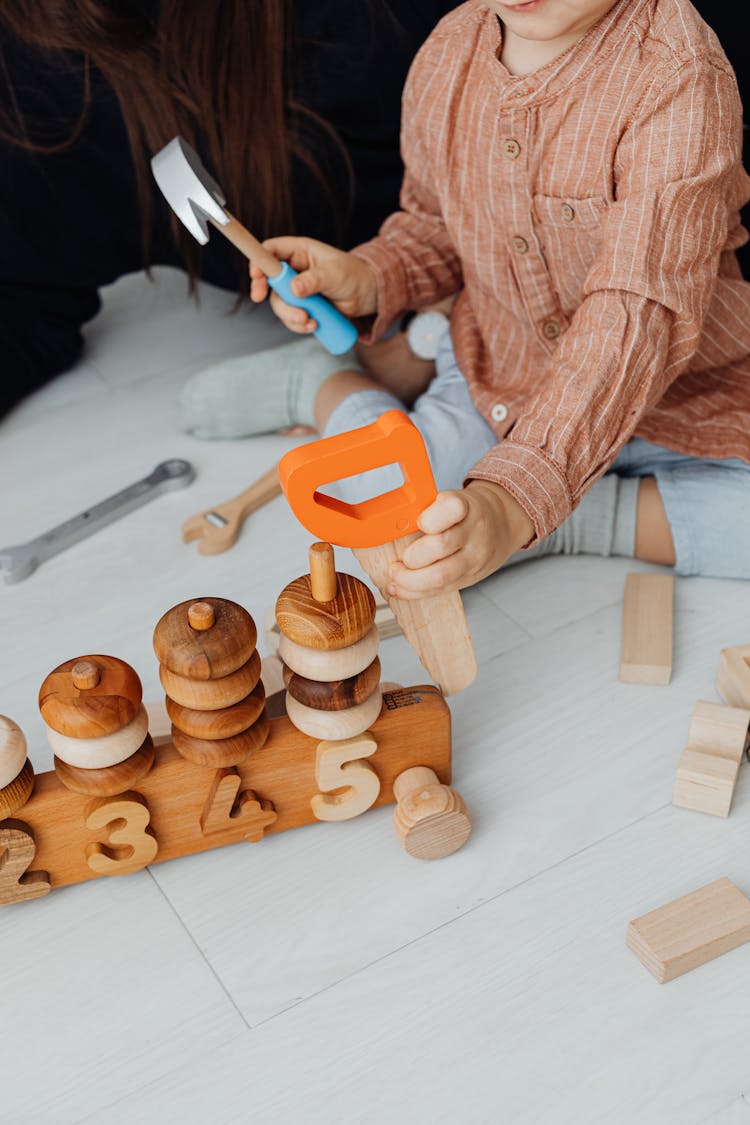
[
  {"xmin": 386, "ymin": 480, "xmax": 535, "ymax": 599},
  {"xmin": 250, "ymin": 237, "xmax": 378, "ymax": 333}
]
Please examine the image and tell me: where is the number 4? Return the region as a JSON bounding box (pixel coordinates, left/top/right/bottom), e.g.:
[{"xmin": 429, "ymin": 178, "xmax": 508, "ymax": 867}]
[{"xmin": 311, "ymin": 734, "xmax": 381, "ymax": 822}]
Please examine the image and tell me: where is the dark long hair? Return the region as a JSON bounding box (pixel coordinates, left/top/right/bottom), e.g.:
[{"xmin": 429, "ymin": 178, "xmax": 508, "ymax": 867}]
[{"xmin": 0, "ymin": 0, "xmax": 350, "ymax": 284}]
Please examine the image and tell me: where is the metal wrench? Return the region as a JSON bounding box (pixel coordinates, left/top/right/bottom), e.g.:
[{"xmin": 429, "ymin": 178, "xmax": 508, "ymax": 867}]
[{"xmin": 0, "ymin": 459, "xmax": 194, "ymax": 584}]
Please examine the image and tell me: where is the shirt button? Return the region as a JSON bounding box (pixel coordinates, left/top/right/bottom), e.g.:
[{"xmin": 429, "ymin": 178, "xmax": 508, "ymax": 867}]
[
  {"xmin": 560, "ymin": 203, "xmax": 575, "ymax": 222},
  {"xmin": 504, "ymin": 139, "xmax": 521, "ymax": 159},
  {"xmin": 512, "ymin": 235, "xmax": 529, "ymax": 253},
  {"xmin": 491, "ymin": 403, "xmax": 509, "ymax": 423},
  {"xmin": 542, "ymin": 319, "xmax": 561, "ymax": 340}
]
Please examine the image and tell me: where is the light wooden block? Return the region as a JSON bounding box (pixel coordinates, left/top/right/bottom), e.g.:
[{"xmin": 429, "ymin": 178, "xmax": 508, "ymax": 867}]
[
  {"xmin": 716, "ymin": 644, "xmax": 750, "ymax": 709},
  {"xmin": 619, "ymin": 573, "xmax": 674, "ymax": 685},
  {"xmin": 627, "ymin": 877, "xmax": 750, "ymax": 983},
  {"xmin": 673, "ymin": 701, "xmax": 750, "ymax": 817}
]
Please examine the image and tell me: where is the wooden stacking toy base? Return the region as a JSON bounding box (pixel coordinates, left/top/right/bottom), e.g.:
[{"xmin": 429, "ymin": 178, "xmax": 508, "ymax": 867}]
[{"xmin": 0, "ymin": 685, "xmax": 452, "ymax": 904}]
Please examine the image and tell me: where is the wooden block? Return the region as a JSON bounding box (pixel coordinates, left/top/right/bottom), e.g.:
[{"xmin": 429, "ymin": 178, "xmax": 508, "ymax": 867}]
[
  {"xmin": 284, "ymin": 657, "xmax": 381, "ymax": 711},
  {"xmin": 159, "ymin": 648, "xmax": 261, "ymax": 710},
  {"xmin": 278, "ymin": 625, "xmax": 378, "ymax": 682},
  {"xmin": 38, "ymin": 655, "xmax": 142, "ymax": 738},
  {"xmin": 276, "ymin": 563, "xmax": 376, "ymax": 651},
  {"xmin": 392, "ymin": 766, "xmax": 472, "ymax": 860},
  {"xmin": 310, "ymin": 735, "xmax": 380, "ymax": 821},
  {"xmin": 2, "ymin": 685, "xmax": 450, "ymax": 901},
  {"xmin": 45, "ymin": 705, "xmax": 149, "ymax": 769},
  {"xmin": 171, "ymin": 711, "xmax": 271, "ymax": 768},
  {"xmin": 627, "ymin": 877, "xmax": 750, "ymax": 983},
  {"xmin": 354, "ymin": 538, "xmax": 476, "ymax": 696},
  {"xmin": 166, "ymin": 680, "xmax": 265, "ymax": 739},
  {"xmin": 672, "ymin": 700, "xmax": 750, "ymax": 817},
  {"xmin": 0, "ymin": 759, "xmax": 35, "ymax": 818},
  {"xmin": 619, "ymin": 572, "xmax": 674, "ymax": 685},
  {"xmin": 0, "ymin": 716, "xmax": 27, "ymax": 789},
  {"xmin": 153, "ymin": 598, "xmax": 257, "ymax": 680},
  {"xmin": 0, "ymin": 821, "xmax": 50, "ymax": 904},
  {"xmin": 716, "ymin": 644, "xmax": 750, "ymax": 709},
  {"xmin": 54, "ymin": 735, "xmax": 155, "ymax": 797},
  {"xmin": 286, "ymin": 688, "xmax": 382, "ymax": 741}
]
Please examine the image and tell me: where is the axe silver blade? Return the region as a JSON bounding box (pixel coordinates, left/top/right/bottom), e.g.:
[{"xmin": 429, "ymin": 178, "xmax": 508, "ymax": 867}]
[{"xmin": 151, "ymin": 136, "xmax": 229, "ymax": 244}]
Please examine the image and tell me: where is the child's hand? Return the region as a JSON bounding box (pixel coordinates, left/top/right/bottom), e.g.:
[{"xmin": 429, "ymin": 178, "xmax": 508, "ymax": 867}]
[
  {"xmin": 250, "ymin": 237, "xmax": 378, "ymax": 333},
  {"xmin": 386, "ymin": 480, "xmax": 535, "ymax": 599}
]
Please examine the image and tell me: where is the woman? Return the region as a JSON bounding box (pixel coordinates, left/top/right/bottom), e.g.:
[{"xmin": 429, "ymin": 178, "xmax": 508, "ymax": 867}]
[{"xmin": 0, "ymin": 1, "xmax": 455, "ymax": 416}]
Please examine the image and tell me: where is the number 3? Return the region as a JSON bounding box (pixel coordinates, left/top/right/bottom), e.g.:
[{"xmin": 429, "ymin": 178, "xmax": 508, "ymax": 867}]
[
  {"xmin": 85, "ymin": 792, "xmax": 158, "ymax": 875},
  {"xmin": 311, "ymin": 734, "xmax": 380, "ymax": 822}
]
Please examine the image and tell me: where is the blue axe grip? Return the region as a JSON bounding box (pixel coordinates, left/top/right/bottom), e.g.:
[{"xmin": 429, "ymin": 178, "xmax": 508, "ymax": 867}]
[{"xmin": 268, "ymin": 260, "xmax": 359, "ymax": 356}]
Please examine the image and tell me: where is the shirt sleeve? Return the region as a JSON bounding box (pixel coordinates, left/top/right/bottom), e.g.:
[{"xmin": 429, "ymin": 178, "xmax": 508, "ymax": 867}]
[
  {"xmin": 468, "ymin": 57, "xmax": 748, "ymax": 543},
  {"xmin": 351, "ymin": 58, "xmax": 463, "ymax": 337}
]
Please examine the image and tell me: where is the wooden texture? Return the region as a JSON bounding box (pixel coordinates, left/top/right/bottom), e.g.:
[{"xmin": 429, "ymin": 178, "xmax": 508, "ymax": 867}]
[
  {"xmin": 54, "ymin": 735, "xmax": 155, "ymax": 797},
  {"xmin": 181, "ymin": 464, "xmax": 282, "ymax": 556},
  {"xmin": 0, "ymin": 821, "xmax": 50, "ymax": 903},
  {"xmin": 354, "ymin": 537, "xmax": 477, "ymax": 696},
  {"xmin": 276, "ymin": 572, "xmax": 376, "ymax": 651},
  {"xmin": 284, "ymin": 657, "xmax": 381, "ymax": 711},
  {"xmin": 672, "ymin": 701, "xmax": 750, "ymax": 817},
  {"xmin": 627, "ymin": 877, "xmax": 750, "ymax": 983},
  {"xmin": 0, "ymin": 758, "xmax": 34, "ymax": 818},
  {"xmin": 716, "ymin": 644, "xmax": 750, "ymax": 709},
  {"xmin": 286, "ymin": 688, "xmax": 383, "ymax": 741},
  {"xmin": 0, "ymin": 715, "xmax": 27, "ymax": 789},
  {"xmin": 392, "ymin": 766, "xmax": 472, "ymax": 860},
  {"xmin": 159, "ymin": 649, "xmax": 261, "ymax": 710},
  {"xmin": 84, "ymin": 792, "xmax": 159, "ymax": 876},
  {"xmin": 200, "ymin": 767, "xmax": 278, "ymax": 838},
  {"xmin": 171, "ymin": 712, "xmax": 271, "ymax": 768},
  {"xmin": 263, "ymin": 596, "xmax": 401, "ymax": 656},
  {"xmin": 166, "ymin": 681, "xmax": 266, "ymax": 739},
  {"xmin": 45, "ymin": 705, "xmax": 149, "ymax": 769},
  {"xmin": 71, "ymin": 660, "xmax": 100, "ymax": 690},
  {"xmin": 308, "ymin": 542, "xmax": 337, "ymax": 602},
  {"xmin": 153, "ymin": 597, "xmax": 257, "ymax": 680},
  {"xmin": 311, "ymin": 735, "xmax": 380, "ymax": 821},
  {"xmin": 619, "ymin": 573, "xmax": 674, "ymax": 685},
  {"xmin": 0, "ymin": 686, "xmax": 450, "ymax": 899},
  {"xmin": 278, "ymin": 626, "xmax": 378, "ymax": 682},
  {"xmin": 187, "ymin": 602, "xmax": 215, "ymax": 631},
  {"xmin": 38, "ymin": 655, "xmax": 142, "ymax": 738}
]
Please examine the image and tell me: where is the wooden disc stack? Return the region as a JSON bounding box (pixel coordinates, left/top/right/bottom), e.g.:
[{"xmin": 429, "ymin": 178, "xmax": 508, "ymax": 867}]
[
  {"xmin": 276, "ymin": 543, "xmax": 382, "ymax": 741},
  {"xmin": 153, "ymin": 597, "xmax": 270, "ymax": 767},
  {"xmin": 0, "ymin": 715, "xmax": 36, "ymax": 818},
  {"xmin": 38, "ymin": 656, "xmax": 154, "ymax": 797}
]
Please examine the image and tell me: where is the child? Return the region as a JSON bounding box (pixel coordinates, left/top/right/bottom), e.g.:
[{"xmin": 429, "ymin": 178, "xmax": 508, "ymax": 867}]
[{"xmin": 191, "ymin": 0, "xmax": 750, "ymax": 598}]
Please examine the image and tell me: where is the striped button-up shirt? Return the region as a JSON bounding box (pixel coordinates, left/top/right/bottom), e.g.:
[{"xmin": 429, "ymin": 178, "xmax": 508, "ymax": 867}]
[{"xmin": 353, "ymin": 0, "xmax": 750, "ymax": 542}]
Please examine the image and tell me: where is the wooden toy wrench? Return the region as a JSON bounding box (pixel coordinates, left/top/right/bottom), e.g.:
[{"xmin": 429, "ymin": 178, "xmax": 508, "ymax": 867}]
[
  {"xmin": 151, "ymin": 137, "xmax": 358, "ymax": 356},
  {"xmin": 0, "ymin": 459, "xmax": 194, "ymax": 584},
  {"xmin": 182, "ymin": 465, "xmax": 282, "ymax": 555}
]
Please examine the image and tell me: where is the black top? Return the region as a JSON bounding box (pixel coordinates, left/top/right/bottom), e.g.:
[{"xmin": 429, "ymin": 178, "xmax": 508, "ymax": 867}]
[{"xmin": 0, "ymin": 1, "xmax": 454, "ymax": 414}]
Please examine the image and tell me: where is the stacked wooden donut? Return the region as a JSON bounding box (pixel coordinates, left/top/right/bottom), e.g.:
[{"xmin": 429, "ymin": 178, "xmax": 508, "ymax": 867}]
[
  {"xmin": 154, "ymin": 598, "xmax": 270, "ymax": 767},
  {"xmin": 276, "ymin": 543, "xmax": 382, "ymax": 741},
  {"xmin": 0, "ymin": 715, "xmax": 36, "ymax": 819},
  {"xmin": 38, "ymin": 656, "xmax": 154, "ymax": 796}
]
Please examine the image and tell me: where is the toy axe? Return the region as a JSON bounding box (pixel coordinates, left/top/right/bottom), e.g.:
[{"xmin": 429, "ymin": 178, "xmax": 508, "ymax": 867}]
[{"xmin": 151, "ymin": 136, "xmax": 358, "ymax": 356}]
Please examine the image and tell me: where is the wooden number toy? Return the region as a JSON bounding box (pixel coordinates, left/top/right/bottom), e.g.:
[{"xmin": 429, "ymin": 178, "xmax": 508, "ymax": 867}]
[
  {"xmin": 0, "ymin": 555, "xmax": 471, "ymax": 906},
  {"xmin": 279, "ymin": 411, "xmax": 477, "ymax": 696}
]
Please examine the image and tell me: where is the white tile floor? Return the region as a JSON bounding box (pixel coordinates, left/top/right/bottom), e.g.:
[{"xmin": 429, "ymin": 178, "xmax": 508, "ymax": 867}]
[{"xmin": 1, "ymin": 267, "xmax": 750, "ymax": 1125}]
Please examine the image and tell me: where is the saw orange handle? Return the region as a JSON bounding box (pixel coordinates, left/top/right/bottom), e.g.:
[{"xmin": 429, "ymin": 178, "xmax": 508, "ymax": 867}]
[{"xmin": 278, "ymin": 410, "xmax": 437, "ymax": 547}]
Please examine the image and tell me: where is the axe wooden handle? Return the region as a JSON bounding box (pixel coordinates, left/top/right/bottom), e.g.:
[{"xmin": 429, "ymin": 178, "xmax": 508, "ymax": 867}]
[
  {"xmin": 210, "ymin": 212, "xmax": 282, "ymax": 278},
  {"xmin": 354, "ymin": 535, "xmax": 477, "ymax": 696}
]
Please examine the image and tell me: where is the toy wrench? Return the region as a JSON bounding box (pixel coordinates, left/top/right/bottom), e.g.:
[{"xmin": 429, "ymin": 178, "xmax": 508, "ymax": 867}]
[{"xmin": 182, "ymin": 465, "xmax": 282, "ymax": 555}]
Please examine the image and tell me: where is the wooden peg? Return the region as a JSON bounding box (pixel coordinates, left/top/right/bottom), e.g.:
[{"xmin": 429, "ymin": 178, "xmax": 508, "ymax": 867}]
[
  {"xmin": 392, "ymin": 766, "xmax": 471, "ymax": 860},
  {"xmin": 71, "ymin": 659, "xmax": 100, "ymax": 690},
  {"xmin": 0, "ymin": 716, "xmax": 28, "ymax": 789},
  {"xmin": 159, "ymin": 649, "xmax": 261, "ymax": 710},
  {"xmin": 309, "ymin": 542, "xmax": 337, "ymax": 602},
  {"xmin": 286, "ymin": 687, "xmax": 382, "ymax": 741},
  {"xmin": 188, "ymin": 601, "xmax": 215, "ymax": 631},
  {"xmin": 0, "ymin": 759, "xmax": 35, "ymax": 819},
  {"xmin": 54, "ymin": 735, "xmax": 155, "ymax": 797}
]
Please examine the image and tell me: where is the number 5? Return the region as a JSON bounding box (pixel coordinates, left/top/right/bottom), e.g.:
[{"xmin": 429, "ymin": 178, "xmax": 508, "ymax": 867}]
[{"xmin": 311, "ymin": 734, "xmax": 380, "ymax": 822}]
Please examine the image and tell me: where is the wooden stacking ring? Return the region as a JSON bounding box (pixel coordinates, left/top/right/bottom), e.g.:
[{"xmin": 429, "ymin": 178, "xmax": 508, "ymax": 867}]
[
  {"xmin": 39, "ymin": 655, "xmax": 142, "ymax": 738},
  {"xmin": 0, "ymin": 758, "xmax": 35, "ymax": 818},
  {"xmin": 166, "ymin": 680, "xmax": 266, "ymax": 740},
  {"xmin": 159, "ymin": 649, "xmax": 261, "ymax": 710},
  {"xmin": 286, "ymin": 687, "xmax": 382, "ymax": 741},
  {"xmin": 171, "ymin": 711, "xmax": 270, "ymax": 767},
  {"xmin": 0, "ymin": 716, "xmax": 28, "ymax": 789},
  {"xmin": 276, "ymin": 572, "xmax": 376, "ymax": 651},
  {"xmin": 278, "ymin": 626, "xmax": 378, "ymax": 682},
  {"xmin": 153, "ymin": 597, "xmax": 257, "ymax": 680},
  {"xmin": 54, "ymin": 735, "xmax": 155, "ymax": 797},
  {"xmin": 45, "ymin": 705, "xmax": 149, "ymax": 769},
  {"xmin": 283, "ymin": 657, "xmax": 381, "ymax": 712}
]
